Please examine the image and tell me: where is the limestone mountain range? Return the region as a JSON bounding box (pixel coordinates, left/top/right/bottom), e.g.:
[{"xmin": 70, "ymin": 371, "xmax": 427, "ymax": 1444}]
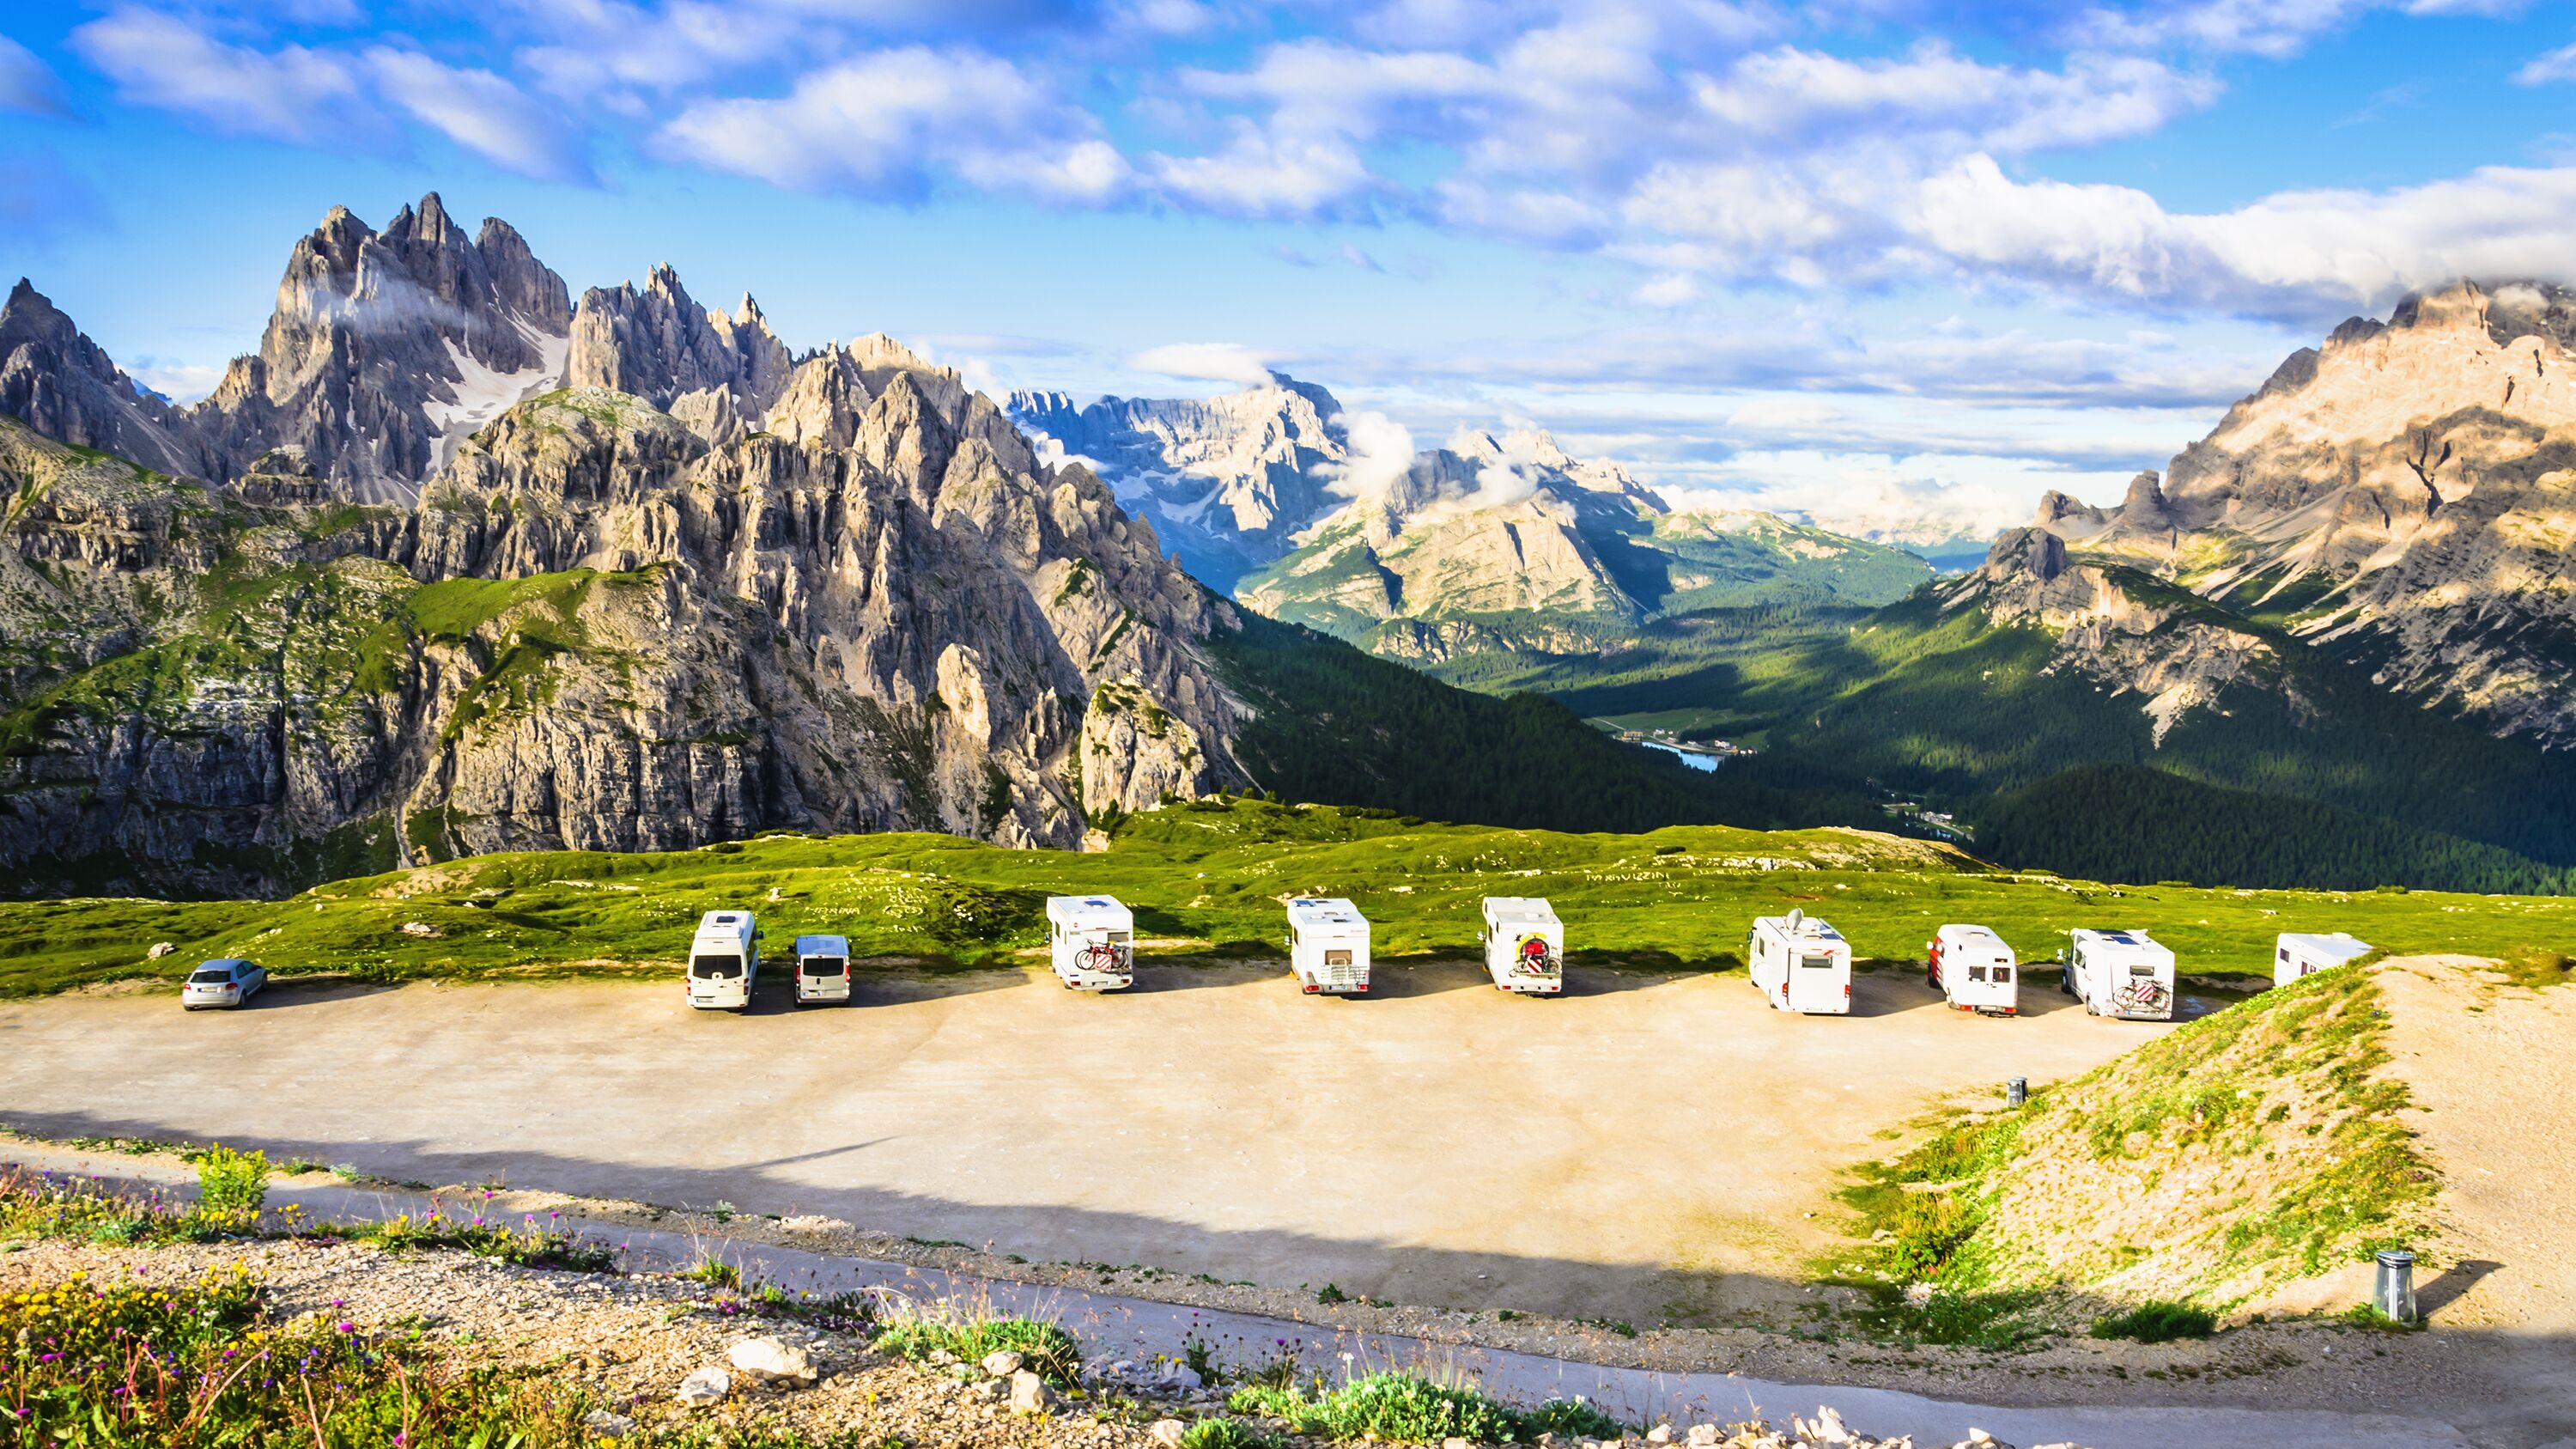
[
  {"xmin": 1959, "ymin": 279, "xmax": 2576, "ymax": 749},
  {"xmin": 0, "ymin": 194, "xmax": 1246, "ymax": 894}
]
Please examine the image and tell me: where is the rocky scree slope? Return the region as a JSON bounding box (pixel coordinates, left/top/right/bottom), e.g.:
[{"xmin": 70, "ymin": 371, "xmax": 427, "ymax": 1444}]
[{"xmin": 0, "ymin": 353, "xmax": 1240, "ymax": 894}]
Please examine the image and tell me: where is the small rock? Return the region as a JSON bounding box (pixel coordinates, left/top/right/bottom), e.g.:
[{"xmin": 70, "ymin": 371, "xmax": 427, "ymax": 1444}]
[
  {"xmin": 146, "ymin": 942, "xmax": 174, "ymax": 959},
  {"xmin": 1443, "ymin": 1438, "xmax": 1474, "ymax": 1449},
  {"xmin": 675, "ymin": 1367, "xmax": 730, "ymax": 1407},
  {"xmin": 1149, "ymin": 1420, "xmax": 1188, "ymax": 1447},
  {"xmin": 580, "ymin": 1409, "xmax": 635, "ymax": 1437},
  {"xmin": 1813, "ymin": 1407, "xmax": 1852, "ymax": 1446},
  {"xmin": 400, "ymin": 921, "xmax": 440, "ymax": 938},
  {"xmin": 973, "ymin": 1379, "xmax": 1007, "ymax": 1401},
  {"xmin": 1687, "ymin": 1428, "xmax": 1722, "ymax": 1447},
  {"xmin": 1647, "ymin": 1428, "xmax": 1674, "ymax": 1446},
  {"xmin": 1010, "ymin": 1367, "xmax": 1060, "ymax": 1416},
  {"xmin": 1157, "ymin": 1363, "xmax": 1205, "ymax": 1391},
  {"xmin": 930, "ymin": 1349, "xmax": 961, "ymax": 1367},
  {"xmin": 981, "ymin": 1349, "xmax": 1024, "ymax": 1378},
  {"xmin": 729, "ymin": 1336, "xmax": 817, "ymax": 1385}
]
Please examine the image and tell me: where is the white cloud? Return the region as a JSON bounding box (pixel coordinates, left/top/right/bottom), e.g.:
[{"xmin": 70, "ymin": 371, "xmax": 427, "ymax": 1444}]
[
  {"xmin": 1324, "ymin": 409, "xmax": 1417, "ymax": 502},
  {"xmin": 1148, "ymin": 125, "xmax": 1376, "ymax": 217},
  {"xmin": 72, "ymin": 7, "xmax": 365, "ymax": 143},
  {"xmin": 1693, "ymin": 45, "xmax": 2218, "ymax": 154},
  {"xmin": 0, "ymin": 34, "xmax": 70, "ymax": 118},
  {"xmin": 1910, "ymin": 153, "xmax": 2576, "ymax": 314},
  {"xmin": 1631, "ymin": 271, "xmax": 1698, "ymax": 307},
  {"xmin": 2516, "ymin": 40, "xmax": 2576, "ymax": 86},
  {"xmin": 1127, "ymin": 342, "xmax": 1279, "ymax": 386},
  {"xmin": 657, "ymin": 46, "xmax": 1127, "ymax": 203},
  {"xmin": 367, "ymin": 48, "xmax": 586, "ymax": 180}
]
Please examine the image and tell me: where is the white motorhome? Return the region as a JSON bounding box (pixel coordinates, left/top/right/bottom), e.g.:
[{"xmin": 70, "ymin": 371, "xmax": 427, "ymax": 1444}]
[
  {"xmin": 1926, "ymin": 923, "xmax": 2019, "ymax": 1015},
  {"xmin": 1747, "ymin": 910, "xmax": 1851, "ymax": 1014},
  {"xmin": 793, "ymin": 933, "xmax": 852, "ymax": 1006},
  {"xmin": 2063, "ymin": 928, "xmax": 2176, "ymax": 1020},
  {"xmin": 1285, "ymin": 898, "xmax": 1370, "ymax": 995},
  {"xmin": 1480, "ymin": 897, "xmax": 1564, "ymax": 995},
  {"xmin": 1046, "ymin": 895, "xmax": 1135, "ymax": 991},
  {"xmin": 2274, "ymin": 931, "xmax": 2371, "ymax": 989},
  {"xmin": 686, "ymin": 910, "xmax": 759, "ymax": 1011}
]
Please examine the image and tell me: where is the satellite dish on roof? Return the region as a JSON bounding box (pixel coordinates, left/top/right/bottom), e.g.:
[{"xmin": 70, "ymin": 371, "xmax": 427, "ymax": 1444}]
[{"xmin": 1786, "ymin": 908, "xmax": 1805, "ymax": 932}]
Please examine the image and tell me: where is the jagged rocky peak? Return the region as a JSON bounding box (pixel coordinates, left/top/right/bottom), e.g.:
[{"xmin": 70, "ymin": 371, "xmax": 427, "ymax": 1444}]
[
  {"xmin": 566, "ymin": 264, "xmax": 793, "ymax": 423},
  {"xmin": 0, "ymin": 280, "xmax": 210, "ymax": 477},
  {"xmin": 194, "ymin": 192, "xmax": 576, "ymax": 499}
]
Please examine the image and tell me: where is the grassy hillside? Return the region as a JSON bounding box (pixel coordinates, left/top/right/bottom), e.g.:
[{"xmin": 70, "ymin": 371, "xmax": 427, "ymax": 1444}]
[
  {"xmin": 3, "ymin": 795, "xmax": 2568, "ymax": 998},
  {"xmin": 1835, "ymin": 959, "xmax": 2436, "ymax": 1340}
]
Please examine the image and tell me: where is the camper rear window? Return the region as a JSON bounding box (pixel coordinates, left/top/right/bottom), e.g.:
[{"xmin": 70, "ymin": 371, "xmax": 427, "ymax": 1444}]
[
  {"xmin": 1325, "ymin": 949, "xmax": 1352, "ymax": 967},
  {"xmin": 801, "ymin": 957, "xmax": 847, "ymax": 976},
  {"xmin": 1800, "ymin": 953, "xmax": 1837, "ymax": 970},
  {"xmin": 1993, "ymin": 967, "xmax": 2013, "ymax": 983},
  {"xmin": 2129, "ymin": 963, "xmax": 2158, "ymax": 976},
  {"xmin": 691, "ymin": 955, "xmax": 744, "ymax": 979}
]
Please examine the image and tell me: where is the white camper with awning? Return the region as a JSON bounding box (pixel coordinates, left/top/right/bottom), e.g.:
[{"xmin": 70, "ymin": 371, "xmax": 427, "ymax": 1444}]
[
  {"xmin": 1047, "ymin": 895, "xmax": 1135, "ymax": 991},
  {"xmin": 1747, "ymin": 910, "xmax": 1851, "ymax": 1014},
  {"xmin": 1285, "ymin": 898, "xmax": 1370, "ymax": 995},
  {"xmin": 2274, "ymin": 931, "xmax": 2371, "ymax": 988},
  {"xmin": 2064, "ymin": 928, "xmax": 2176, "ymax": 1020},
  {"xmin": 1481, "ymin": 897, "xmax": 1564, "ymax": 995}
]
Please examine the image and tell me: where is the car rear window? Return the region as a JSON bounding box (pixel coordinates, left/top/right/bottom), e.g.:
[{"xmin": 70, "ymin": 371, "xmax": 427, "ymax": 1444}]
[
  {"xmin": 188, "ymin": 969, "xmax": 234, "ymax": 983},
  {"xmin": 801, "ymin": 956, "xmax": 847, "ymax": 975},
  {"xmin": 691, "ymin": 954, "xmax": 744, "ymax": 979}
]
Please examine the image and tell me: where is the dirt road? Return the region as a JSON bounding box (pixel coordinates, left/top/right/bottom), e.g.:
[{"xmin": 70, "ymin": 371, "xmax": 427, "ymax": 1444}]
[{"xmin": 0, "ymin": 960, "xmax": 2185, "ymax": 1324}]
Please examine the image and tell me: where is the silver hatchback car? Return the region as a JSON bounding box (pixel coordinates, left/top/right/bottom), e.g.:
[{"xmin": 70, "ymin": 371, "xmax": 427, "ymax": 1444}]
[{"xmin": 181, "ymin": 958, "xmax": 267, "ymax": 1010}]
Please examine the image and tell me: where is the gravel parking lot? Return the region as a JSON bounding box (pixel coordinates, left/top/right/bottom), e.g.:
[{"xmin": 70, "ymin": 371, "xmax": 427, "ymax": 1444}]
[{"xmin": 0, "ymin": 959, "xmax": 2191, "ymax": 1325}]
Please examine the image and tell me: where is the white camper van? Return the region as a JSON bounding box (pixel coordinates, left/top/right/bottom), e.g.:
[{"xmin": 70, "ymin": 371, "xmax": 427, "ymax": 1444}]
[
  {"xmin": 1480, "ymin": 897, "xmax": 1564, "ymax": 995},
  {"xmin": 686, "ymin": 910, "xmax": 759, "ymax": 1011},
  {"xmin": 2063, "ymin": 928, "xmax": 2176, "ymax": 1020},
  {"xmin": 1285, "ymin": 898, "xmax": 1370, "ymax": 995},
  {"xmin": 2274, "ymin": 931, "xmax": 2371, "ymax": 988},
  {"xmin": 1926, "ymin": 924, "xmax": 2019, "ymax": 1015},
  {"xmin": 1747, "ymin": 910, "xmax": 1852, "ymax": 1014},
  {"xmin": 793, "ymin": 934, "xmax": 852, "ymax": 1005},
  {"xmin": 1046, "ymin": 895, "xmax": 1135, "ymax": 991}
]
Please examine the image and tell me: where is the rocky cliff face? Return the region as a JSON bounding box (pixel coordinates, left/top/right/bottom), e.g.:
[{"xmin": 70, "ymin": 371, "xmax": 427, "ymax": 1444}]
[
  {"xmin": 1007, "ymin": 374, "xmax": 1351, "ymax": 590},
  {"xmin": 2005, "ymin": 280, "xmax": 2576, "ymax": 747},
  {"xmin": 566, "ymin": 265, "xmax": 794, "ymax": 434},
  {"xmin": 0, "ymin": 222, "xmax": 1250, "ymax": 893}
]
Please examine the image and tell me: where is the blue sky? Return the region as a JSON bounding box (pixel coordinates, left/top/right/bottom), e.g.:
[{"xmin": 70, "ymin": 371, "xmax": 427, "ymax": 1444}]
[{"xmin": 3, "ymin": 0, "xmax": 2573, "ymax": 540}]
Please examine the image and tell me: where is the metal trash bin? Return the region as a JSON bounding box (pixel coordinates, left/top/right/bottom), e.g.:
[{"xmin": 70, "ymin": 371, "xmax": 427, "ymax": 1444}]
[
  {"xmin": 2374, "ymin": 1250, "xmax": 2416, "ymax": 1323},
  {"xmin": 2006, "ymin": 1077, "xmax": 2028, "ymax": 1108}
]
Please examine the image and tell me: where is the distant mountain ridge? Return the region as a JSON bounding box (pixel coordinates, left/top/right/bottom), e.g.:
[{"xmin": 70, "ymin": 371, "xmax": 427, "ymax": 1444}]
[{"xmin": 1009, "ymin": 378, "xmax": 1934, "ymax": 661}]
